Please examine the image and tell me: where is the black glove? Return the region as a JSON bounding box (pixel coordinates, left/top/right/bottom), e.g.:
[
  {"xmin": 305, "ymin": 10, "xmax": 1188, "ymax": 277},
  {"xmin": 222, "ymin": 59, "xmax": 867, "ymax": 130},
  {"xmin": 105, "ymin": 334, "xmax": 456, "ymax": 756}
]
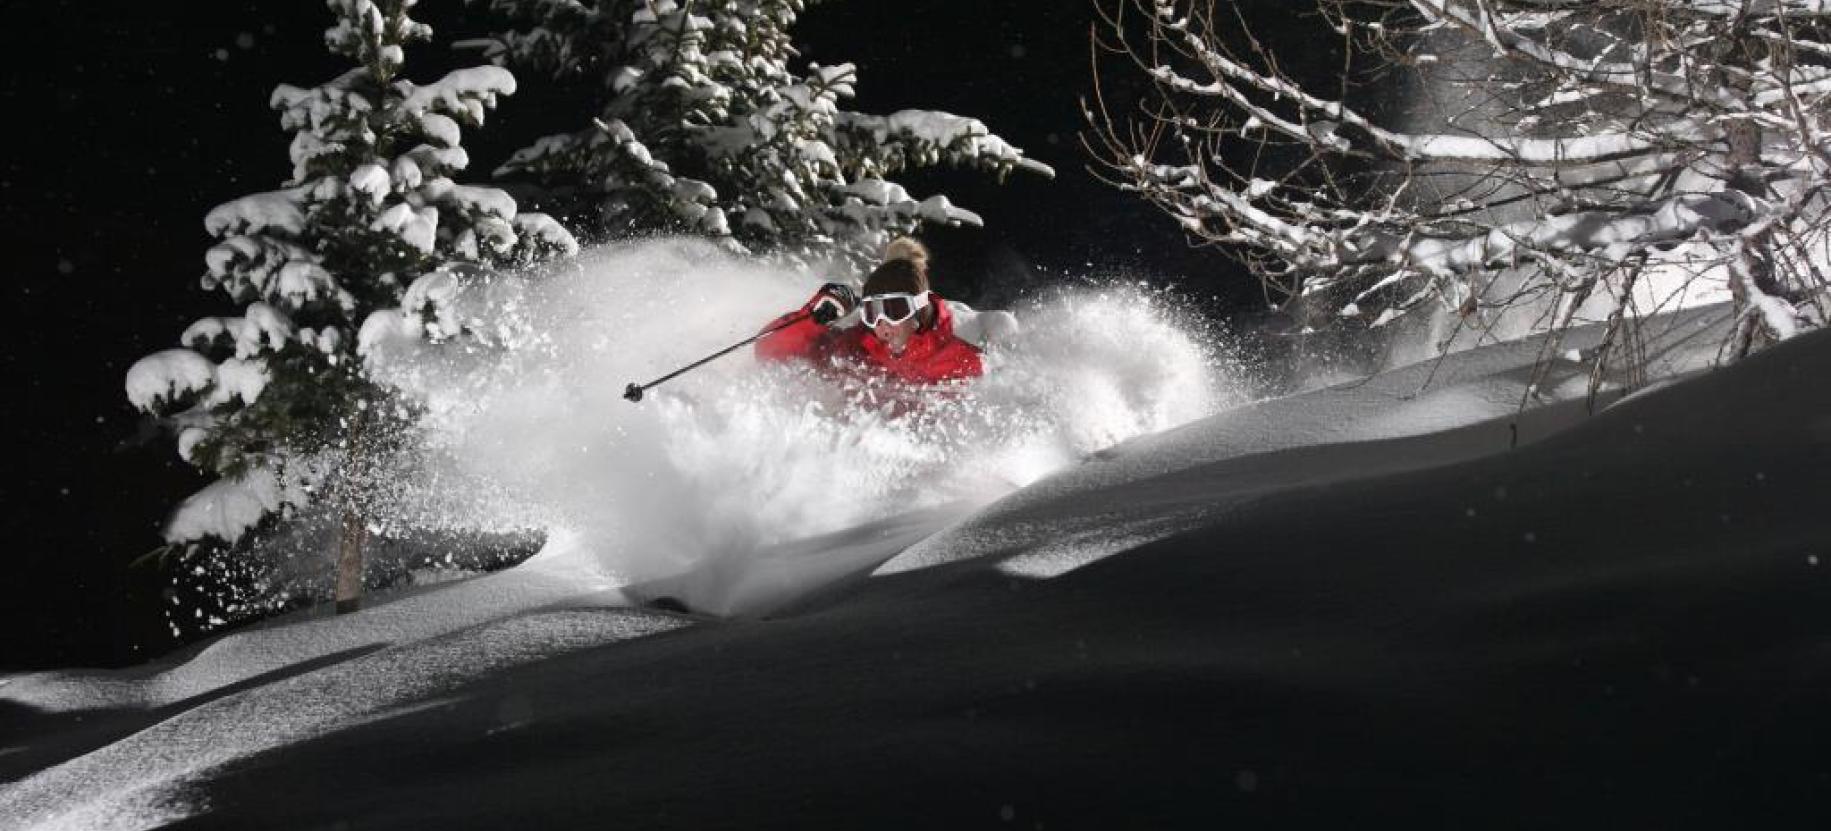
[{"xmin": 809, "ymin": 282, "xmax": 858, "ymax": 325}]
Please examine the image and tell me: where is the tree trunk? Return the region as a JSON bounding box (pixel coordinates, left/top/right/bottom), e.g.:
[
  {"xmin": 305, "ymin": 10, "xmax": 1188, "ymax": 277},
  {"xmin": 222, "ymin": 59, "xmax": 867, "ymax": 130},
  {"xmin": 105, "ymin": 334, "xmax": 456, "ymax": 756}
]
[
  {"xmin": 335, "ymin": 505, "xmax": 368, "ymax": 614},
  {"xmin": 335, "ymin": 407, "xmax": 370, "ymax": 615}
]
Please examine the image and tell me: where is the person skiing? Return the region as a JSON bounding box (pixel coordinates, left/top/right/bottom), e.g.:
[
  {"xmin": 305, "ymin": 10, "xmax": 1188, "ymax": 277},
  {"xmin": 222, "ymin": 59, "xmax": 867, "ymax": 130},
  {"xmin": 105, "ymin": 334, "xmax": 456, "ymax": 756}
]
[{"xmin": 755, "ymin": 238, "xmax": 1017, "ymax": 387}]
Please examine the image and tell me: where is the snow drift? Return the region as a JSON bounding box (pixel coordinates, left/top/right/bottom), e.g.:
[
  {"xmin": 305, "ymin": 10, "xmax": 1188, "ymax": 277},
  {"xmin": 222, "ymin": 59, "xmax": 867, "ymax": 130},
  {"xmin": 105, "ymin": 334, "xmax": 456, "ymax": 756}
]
[{"xmin": 6, "ymin": 300, "xmax": 1825, "ymax": 829}]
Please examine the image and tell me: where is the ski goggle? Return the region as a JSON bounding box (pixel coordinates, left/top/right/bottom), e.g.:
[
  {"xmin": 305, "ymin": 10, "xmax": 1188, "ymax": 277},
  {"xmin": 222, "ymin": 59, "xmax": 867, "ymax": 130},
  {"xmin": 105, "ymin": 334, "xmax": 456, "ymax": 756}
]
[{"xmin": 859, "ymin": 291, "xmax": 930, "ymax": 327}]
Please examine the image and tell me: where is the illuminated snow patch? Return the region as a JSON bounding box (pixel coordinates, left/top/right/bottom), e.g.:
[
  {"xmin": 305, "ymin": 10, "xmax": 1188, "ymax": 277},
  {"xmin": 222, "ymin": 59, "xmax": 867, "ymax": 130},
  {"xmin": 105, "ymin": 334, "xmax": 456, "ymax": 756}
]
[{"xmin": 355, "ymin": 238, "xmax": 1244, "ymax": 592}]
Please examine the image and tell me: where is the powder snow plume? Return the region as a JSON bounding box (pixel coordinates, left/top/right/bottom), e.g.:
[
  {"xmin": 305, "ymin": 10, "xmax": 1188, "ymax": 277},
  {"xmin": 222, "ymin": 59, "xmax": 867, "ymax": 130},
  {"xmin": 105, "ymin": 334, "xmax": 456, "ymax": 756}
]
[{"xmin": 360, "ymin": 238, "xmax": 1244, "ymax": 586}]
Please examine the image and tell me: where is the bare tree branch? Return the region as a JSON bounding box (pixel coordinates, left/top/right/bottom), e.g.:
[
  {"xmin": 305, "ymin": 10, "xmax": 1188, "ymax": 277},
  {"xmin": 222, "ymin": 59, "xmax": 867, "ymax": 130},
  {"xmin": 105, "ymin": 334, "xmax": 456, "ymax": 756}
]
[{"xmin": 1087, "ymin": 0, "xmax": 1831, "ymax": 359}]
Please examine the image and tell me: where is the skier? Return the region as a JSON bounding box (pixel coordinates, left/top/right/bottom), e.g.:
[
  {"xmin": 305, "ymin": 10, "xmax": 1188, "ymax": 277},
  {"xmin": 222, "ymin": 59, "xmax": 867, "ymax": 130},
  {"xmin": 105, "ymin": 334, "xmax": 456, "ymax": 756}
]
[{"xmin": 755, "ymin": 238, "xmax": 1017, "ymax": 386}]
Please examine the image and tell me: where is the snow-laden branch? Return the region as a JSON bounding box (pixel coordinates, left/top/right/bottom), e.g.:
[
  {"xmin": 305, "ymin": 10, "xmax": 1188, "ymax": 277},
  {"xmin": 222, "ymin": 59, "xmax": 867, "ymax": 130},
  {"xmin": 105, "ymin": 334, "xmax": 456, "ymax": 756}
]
[
  {"xmin": 474, "ymin": 0, "xmax": 1050, "ymax": 265},
  {"xmin": 132, "ymin": 0, "xmax": 580, "ymax": 585},
  {"xmin": 1147, "ymin": 4, "xmax": 1723, "ymax": 165},
  {"xmin": 1679, "ymin": 1, "xmax": 1831, "ymax": 18},
  {"xmin": 1089, "ymin": 0, "xmax": 1831, "ymax": 355},
  {"xmin": 1408, "ymin": 0, "xmax": 1729, "ymax": 104}
]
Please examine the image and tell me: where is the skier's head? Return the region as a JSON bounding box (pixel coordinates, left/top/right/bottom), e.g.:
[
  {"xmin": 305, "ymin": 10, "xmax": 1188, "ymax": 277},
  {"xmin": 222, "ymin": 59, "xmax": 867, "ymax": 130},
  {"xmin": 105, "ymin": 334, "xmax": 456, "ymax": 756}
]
[
  {"xmin": 861, "ymin": 237, "xmax": 933, "ymax": 354},
  {"xmin": 862, "ymin": 237, "xmax": 930, "ymax": 296}
]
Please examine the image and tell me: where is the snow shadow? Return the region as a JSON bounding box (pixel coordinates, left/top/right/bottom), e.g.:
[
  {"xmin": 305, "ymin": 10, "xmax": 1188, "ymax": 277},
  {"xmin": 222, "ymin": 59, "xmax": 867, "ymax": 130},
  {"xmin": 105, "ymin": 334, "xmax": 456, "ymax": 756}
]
[{"xmin": 0, "ymin": 645, "xmax": 384, "ymax": 785}]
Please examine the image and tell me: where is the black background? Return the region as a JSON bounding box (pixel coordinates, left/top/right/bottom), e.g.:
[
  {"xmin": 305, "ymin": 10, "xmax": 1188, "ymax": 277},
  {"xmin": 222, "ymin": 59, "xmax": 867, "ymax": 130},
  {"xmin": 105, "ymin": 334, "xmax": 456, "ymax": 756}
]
[{"xmin": 1, "ymin": 1, "xmax": 1308, "ymax": 670}]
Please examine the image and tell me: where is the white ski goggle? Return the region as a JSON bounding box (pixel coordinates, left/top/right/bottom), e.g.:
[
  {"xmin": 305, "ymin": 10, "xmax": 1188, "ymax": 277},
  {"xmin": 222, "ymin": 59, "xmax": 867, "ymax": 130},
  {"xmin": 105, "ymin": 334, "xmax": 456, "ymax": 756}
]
[{"xmin": 859, "ymin": 292, "xmax": 930, "ymax": 327}]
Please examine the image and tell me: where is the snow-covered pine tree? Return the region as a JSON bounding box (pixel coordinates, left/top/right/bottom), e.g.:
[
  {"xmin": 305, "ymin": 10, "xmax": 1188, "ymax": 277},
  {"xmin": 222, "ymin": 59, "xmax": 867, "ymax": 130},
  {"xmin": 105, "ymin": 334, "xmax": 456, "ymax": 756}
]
[
  {"xmin": 464, "ymin": 0, "xmax": 1053, "ymax": 267},
  {"xmin": 126, "ymin": 0, "xmax": 578, "ymax": 625},
  {"xmin": 1088, "ymin": 0, "xmax": 1831, "ymax": 372}
]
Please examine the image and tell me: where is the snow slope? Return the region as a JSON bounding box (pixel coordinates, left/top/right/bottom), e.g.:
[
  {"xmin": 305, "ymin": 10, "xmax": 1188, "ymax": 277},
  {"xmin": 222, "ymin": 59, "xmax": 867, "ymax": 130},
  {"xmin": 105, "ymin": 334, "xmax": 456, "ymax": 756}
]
[
  {"xmin": 7, "ymin": 303, "xmax": 1827, "ymax": 828},
  {"xmin": 6, "ymin": 238, "xmax": 1235, "ymax": 714},
  {"xmin": 0, "ymin": 532, "xmax": 626, "ymax": 714},
  {"xmin": 882, "ymin": 302, "xmax": 1735, "ymax": 578}
]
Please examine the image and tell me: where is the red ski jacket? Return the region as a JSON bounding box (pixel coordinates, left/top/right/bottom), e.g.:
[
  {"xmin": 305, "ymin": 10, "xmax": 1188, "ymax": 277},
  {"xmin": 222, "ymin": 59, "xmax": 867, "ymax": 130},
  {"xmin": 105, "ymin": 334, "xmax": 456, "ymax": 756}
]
[{"xmin": 756, "ymin": 292, "xmax": 997, "ymax": 385}]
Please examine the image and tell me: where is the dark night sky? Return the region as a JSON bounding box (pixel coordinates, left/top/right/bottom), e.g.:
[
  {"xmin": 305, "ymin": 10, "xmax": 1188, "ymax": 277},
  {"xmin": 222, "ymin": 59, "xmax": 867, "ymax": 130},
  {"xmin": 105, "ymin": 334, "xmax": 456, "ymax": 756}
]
[{"xmin": 2, "ymin": 1, "xmax": 1296, "ymax": 670}]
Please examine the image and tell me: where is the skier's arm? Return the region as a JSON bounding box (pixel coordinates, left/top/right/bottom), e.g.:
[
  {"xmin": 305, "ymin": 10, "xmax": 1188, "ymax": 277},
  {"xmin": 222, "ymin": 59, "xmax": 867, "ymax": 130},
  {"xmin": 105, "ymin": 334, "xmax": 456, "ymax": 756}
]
[{"xmin": 756, "ymin": 283, "xmax": 856, "ymax": 362}]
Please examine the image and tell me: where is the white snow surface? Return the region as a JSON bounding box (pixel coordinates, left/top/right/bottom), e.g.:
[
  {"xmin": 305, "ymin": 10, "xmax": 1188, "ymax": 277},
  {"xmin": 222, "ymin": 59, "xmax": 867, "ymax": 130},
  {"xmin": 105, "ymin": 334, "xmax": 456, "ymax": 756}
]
[
  {"xmin": 0, "ymin": 268, "xmax": 1748, "ymax": 827},
  {"xmin": 0, "ymin": 599, "xmax": 681, "ymax": 831},
  {"xmin": 881, "ymin": 302, "xmax": 1733, "ymax": 578}
]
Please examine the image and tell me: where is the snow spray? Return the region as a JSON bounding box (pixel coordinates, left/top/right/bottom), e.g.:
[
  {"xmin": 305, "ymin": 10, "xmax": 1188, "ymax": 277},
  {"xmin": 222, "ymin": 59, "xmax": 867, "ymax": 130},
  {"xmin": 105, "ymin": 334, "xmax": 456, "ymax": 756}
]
[{"xmin": 359, "ymin": 238, "xmax": 1244, "ymax": 587}]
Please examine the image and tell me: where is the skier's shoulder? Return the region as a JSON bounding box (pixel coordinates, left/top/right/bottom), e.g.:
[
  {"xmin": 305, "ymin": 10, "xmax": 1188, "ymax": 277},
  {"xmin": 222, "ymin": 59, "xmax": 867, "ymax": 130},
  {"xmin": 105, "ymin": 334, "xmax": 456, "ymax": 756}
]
[{"xmin": 940, "ymin": 298, "xmax": 1019, "ymax": 350}]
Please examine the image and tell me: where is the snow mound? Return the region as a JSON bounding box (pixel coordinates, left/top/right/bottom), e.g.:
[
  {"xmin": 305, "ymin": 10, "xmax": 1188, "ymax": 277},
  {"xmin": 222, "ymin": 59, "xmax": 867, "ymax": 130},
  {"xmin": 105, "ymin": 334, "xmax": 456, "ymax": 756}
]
[{"xmin": 879, "ymin": 303, "xmax": 1735, "ymax": 577}]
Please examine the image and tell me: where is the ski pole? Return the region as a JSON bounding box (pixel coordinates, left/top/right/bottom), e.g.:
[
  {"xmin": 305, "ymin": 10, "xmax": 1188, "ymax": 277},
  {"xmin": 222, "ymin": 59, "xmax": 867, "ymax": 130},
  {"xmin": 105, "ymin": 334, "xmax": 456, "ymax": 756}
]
[{"xmin": 623, "ymin": 310, "xmax": 819, "ymax": 403}]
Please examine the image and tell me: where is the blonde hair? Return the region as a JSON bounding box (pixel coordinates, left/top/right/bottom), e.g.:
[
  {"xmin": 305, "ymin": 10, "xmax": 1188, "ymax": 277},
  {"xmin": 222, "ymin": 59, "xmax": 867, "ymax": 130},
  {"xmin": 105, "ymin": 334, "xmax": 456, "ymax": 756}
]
[{"xmin": 883, "ymin": 237, "xmax": 930, "ymax": 282}]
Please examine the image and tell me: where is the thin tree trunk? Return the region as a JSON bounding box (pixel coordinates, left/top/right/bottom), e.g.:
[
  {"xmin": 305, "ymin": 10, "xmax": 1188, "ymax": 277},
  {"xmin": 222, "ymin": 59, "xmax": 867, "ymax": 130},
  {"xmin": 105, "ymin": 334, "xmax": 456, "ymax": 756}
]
[
  {"xmin": 336, "ymin": 506, "xmax": 367, "ymax": 614},
  {"xmin": 335, "ymin": 408, "xmax": 369, "ymax": 615}
]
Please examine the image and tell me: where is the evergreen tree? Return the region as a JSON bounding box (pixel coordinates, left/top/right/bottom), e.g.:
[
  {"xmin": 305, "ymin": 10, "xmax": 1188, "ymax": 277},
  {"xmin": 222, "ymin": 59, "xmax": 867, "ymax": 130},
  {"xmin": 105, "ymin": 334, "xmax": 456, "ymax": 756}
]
[
  {"xmin": 126, "ymin": 0, "xmax": 578, "ymax": 624},
  {"xmin": 467, "ymin": 0, "xmax": 1052, "ymax": 266}
]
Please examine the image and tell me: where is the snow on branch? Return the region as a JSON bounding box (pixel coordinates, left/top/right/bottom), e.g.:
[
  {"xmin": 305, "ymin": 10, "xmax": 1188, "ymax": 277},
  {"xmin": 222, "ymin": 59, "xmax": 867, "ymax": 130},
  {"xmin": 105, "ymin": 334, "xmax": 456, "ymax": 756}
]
[
  {"xmin": 182, "ymin": 305, "xmax": 296, "ymax": 360},
  {"xmin": 399, "ymin": 66, "xmax": 518, "ymax": 126},
  {"xmin": 163, "ymin": 466, "xmax": 312, "ymax": 545},
  {"xmin": 127, "ymin": 349, "xmax": 217, "ymax": 412},
  {"xmin": 131, "ymin": 0, "xmax": 582, "ymax": 624},
  {"xmin": 474, "ymin": 0, "xmax": 1050, "ymax": 265},
  {"xmin": 838, "ymin": 111, "xmax": 1058, "ymax": 178},
  {"xmin": 204, "ymin": 190, "xmax": 308, "ymax": 237},
  {"xmin": 1088, "ymin": 0, "xmax": 1831, "ymax": 356}
]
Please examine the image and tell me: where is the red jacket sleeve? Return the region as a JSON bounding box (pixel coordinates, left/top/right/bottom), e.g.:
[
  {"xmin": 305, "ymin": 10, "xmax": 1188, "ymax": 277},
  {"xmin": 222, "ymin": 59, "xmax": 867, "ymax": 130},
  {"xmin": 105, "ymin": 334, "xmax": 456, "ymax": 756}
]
[{"xmin": 755, "ymin": 294, "xmax": 832, "ymax": 363}]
